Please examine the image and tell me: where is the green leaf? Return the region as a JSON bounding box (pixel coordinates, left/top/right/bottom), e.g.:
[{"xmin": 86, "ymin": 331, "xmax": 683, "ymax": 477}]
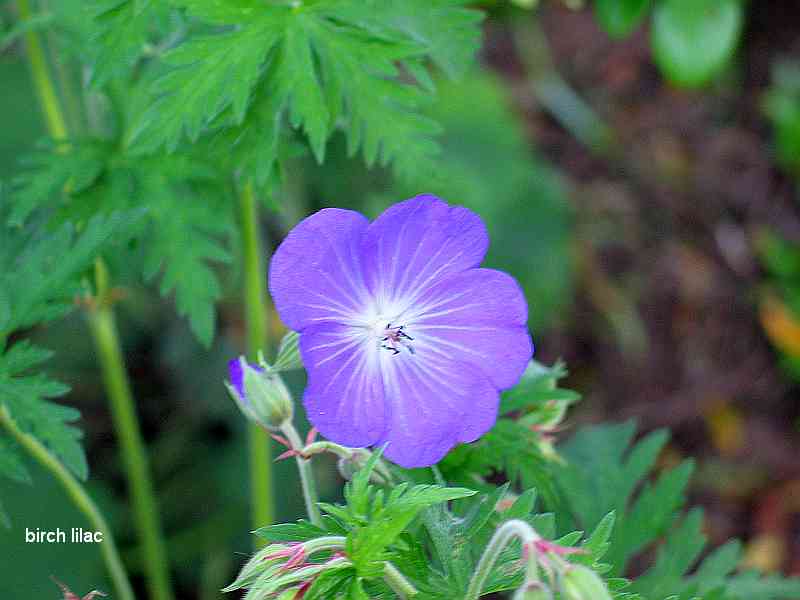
[
  {"xmin": 131, "ymin": 16, "xmax": 281, "ymax": 152},
  {"xmin": 555, "ymin": 422, "xmax": 692, "ymax": 574},
  {"xmin": 333, "ymin": 0, "xmax": 484, "ymax": 79},
  {"xmin": 726, "ymin": 571, "xmax": 800, "ymax": 599},
  {"xmin": 0, "ymin": 341, "xmax": 87, "ymax": 480},
  {"xmin": 0, "ymin": 212, "xmax": 134, "ymax": 334},
  {"xmin": 89, "ymin": 0, "xmax": 158, "ymax": 85},
  {"xmin": 210, "ymin": 87, "xmax": 286, "ymax": 189},
  {"xmin": 609, "ymin": 459, "xmax": 694, "ymax": 570},
  {"xmin": 630, "ymin": 509, "xmax": 706, "ymax": 597},
  {"xmin": 134, "ymin": 1, "xmax": 484, "ymax": 180},
  {"xmin": 651, "ymin": 0, "xmax": 744, "ymax": 87},
  {"xmin": 500, "ymin": 360, "xmax": 580, "ymax": 417},
  {"xmin": 346, "ymin": 482, "xmax": 475, "ymax": 576},
  {"xmin": 304, "ymin": 568, "xmax": 356, "ymax": 600},
  {"xmin": 0, "ymin": 437, "xmax": 32, "ymax": 485},
  {"xmin": 594, "ymin": 0, "xmax": 651, "ymax": 38},
  {"xmin": 9, "ymin": 140, "xmax": 110, "ymax": 227},
  {"xmin": 137, "ymin": 161, "xmax": 232, "ymax": 346}
]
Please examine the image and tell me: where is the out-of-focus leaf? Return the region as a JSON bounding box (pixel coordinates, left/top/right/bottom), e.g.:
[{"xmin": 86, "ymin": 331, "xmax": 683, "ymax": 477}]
[{"xmin": 651, "ymin": 0, "xmax": 743, "ymax": 87}]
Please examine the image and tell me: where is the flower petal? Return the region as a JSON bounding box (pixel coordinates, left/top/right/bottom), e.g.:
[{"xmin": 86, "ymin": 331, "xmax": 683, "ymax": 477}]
[
  {"xmin": 409, "ymin": 268, "xmax": 533, "ymax": 390},
  {"xmin": 300, "ymin": 324, "xmax": 387, "ymax": 448},
  {"xmin": 361, "ymin": 195, "xmax": 489, "ymax": 309},
  {"xmin": 228, "ymin": 358, "xmax": 246, "ymax": 400},
  {"xmin": 269, "ymin": 209, "xmax": 370, "ymax": 331},
  {"xmin": 375, "ymin": 350, "xmax": 499, "ymax": 467}
]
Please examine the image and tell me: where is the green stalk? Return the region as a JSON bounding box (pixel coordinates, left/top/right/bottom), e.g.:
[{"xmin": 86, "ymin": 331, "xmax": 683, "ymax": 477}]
[
  {"xmin": 280, "ymin": 422, "xmax": 321, "ymax": 526},
  {"xmin": 18, "ymin": 0, "xmax": 67, "ymax": 141},
  {"xmin": 239, "ymin": 181, "xmax": 275, "ymax": 535},
  {"xmin": 383, "ymin": 562, "xmax": 419, "ymax": 598},
  {"xmin": 87, "ymin": 262, "xmax": 174, "ymax": 600},
  {"xmin": 0, "ymin": 406, "xmax": 135, "ymax": 600},
  {"xmin": 465, "ymin": 520, "xmax": 542, "ymax": 600},
  {"xmin": 19, "ymin": 5, "xmax": 174, "ymax": 599}
]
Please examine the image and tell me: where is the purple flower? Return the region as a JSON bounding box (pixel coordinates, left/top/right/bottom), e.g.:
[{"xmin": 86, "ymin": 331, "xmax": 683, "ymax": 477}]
[{"xmin": 269, "ymin": 195, "xmax": 533, "ymax": 467}]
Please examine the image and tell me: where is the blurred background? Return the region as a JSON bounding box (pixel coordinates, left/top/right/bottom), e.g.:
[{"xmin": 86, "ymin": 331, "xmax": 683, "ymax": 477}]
[{"xmin": 3, "ymin": 0, "xmax": 800, "ymax": 597}]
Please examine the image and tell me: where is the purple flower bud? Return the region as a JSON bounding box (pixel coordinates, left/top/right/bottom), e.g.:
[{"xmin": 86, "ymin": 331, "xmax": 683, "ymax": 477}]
[{"xmin": 225, "ymin": 357, "xmax": 293, "ymax": 430}]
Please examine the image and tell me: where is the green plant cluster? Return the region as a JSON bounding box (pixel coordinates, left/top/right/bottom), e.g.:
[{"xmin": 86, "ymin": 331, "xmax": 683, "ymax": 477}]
[{"xmin": 227, "ymin": 363, "xmax": 800, "ymax": 599}]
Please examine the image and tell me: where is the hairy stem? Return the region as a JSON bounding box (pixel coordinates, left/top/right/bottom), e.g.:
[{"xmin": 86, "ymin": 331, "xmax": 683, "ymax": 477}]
[
  {"xmin": 20, "ymin": 10, "xmax": 173, "ymax": 600},
  {"xmin": 281, "ymin": 422, "xmax": 322, "ymax": 526},
  {"xmin": 239, "ymin": 181, "xmax": 275, "ymax": 536},
  {"xmin": 87, "ymin": 261, "xmax": 174, "ymax": 600},
  {"xmin": 18, "ymin": 0, "xmax": 68, "ymax": 141},
  {"xmin": 465, "ymin": 519, "xmax": 542, "ymax": 600},
  {"xmin": 0, "ymin": 406, "xmax": 134, "ymax": 600},
  {"xmin": 383, "ymin": 562, "xmax": 419, "ymax": 598}
]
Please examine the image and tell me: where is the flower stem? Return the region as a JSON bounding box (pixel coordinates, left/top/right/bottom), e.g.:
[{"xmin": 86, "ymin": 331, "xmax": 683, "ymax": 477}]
[
  {"xmin": 465, "ymin": 520, "xmax": 542, "ymax": 600},
  {"xmin": 239, "ymin": 181, "xmax": 275, "ymax": 535},
  {"xmin": 280, "ymin": 422, "xmax": 322, "ymax": 526},
  {"xmin": 0, "ymin": 406, "xmax": 135, "ymax": 600},
  {"xmin": 87, "ymin": 262, "xmax": 174, "ymax": 600},
  {"xmin": 17, "ymin": 0, "xmax": 68, "ymax": 141},
  {"xmin": 383, "ymin": 562, "xmax": 419, "ymax": 598}
]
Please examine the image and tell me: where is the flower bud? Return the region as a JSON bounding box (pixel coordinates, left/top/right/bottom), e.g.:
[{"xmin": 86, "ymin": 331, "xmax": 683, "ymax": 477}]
[
  {"xmin": 226, "ymin": 356, "xmax": 293, "ymax": 430},
  {"xmin": 513, "ymin": 581, "xmax": 553, "ymax": 600},
  {"xmin": 560, "ymin": 566, "xmax": 612, "ymax": 600}
]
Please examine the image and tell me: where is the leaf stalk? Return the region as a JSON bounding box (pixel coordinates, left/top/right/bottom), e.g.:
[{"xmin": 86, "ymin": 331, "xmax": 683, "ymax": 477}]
[
  {"xmin": 280, "ymin": 421, "xmax": 322, "ymax": 526},
  {"xmin": 239, "ymin": 181, "xmax": 276, "ymax": 538},
  {"xmin": 86, "ymin": 275, "xmax": 174, "ymax": 600},
  {"xmin": 465, "ymin": 519, "xmax": 542, "ymax": 600}
]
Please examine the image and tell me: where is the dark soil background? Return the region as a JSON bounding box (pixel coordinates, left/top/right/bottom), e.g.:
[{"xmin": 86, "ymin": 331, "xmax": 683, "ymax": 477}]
[{"xmin": 494, "ymin": 1, "xmax": 800, "ymax": 577}]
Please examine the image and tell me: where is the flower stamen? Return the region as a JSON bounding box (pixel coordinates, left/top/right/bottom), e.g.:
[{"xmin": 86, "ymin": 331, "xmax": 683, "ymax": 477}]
[{"xmin": 380, "ymin": 323, "xmax": 415, "ymax": 356}]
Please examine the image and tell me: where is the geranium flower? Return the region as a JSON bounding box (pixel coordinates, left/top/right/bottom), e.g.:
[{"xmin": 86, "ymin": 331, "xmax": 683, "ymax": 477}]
[{"xmin": 269, "ymin": 195, "xmax": 533, "ymax": 467}]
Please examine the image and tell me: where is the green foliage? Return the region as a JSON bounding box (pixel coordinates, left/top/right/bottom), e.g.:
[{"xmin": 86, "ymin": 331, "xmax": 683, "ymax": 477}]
[
  {"xmin": 0, "ymin": 342, "xmax": 85, "ymax": 483},
  {"xmin": 131, "ymin": 0, "xmax": 483, "ymax": 181},
  {"xmin": 90, "ymin": 0, "xmax": 163, "ymax": 86},
  {"xmin": 235, "ymin": 451, "xmax": 478, "ymax": 598},
  {"xmin": 0, "ymin": 213, "xmax": 134, "ymax": 524},
  {"xmin": 240, "ymin": 453, "xmax": 620, "ymax": 600},
  {"xmin": 416, "ymin": 486, "xmax": 566, "ymax": 598},
  {"xmin": 326, "ymin": 451, "xmax": 475, "ymax": 578},
  {"xmin": 0, "ymin": 211, "xmax": 132, "ymax": 335},
  {"xmin": 555, "ymin": 421, "xmax": 692, "ymax": 575},
  {"xmin": 553, "ymin": 422, "xmax": 800, "ymax": 600},
  {"xmin": 651, "ymin": 0, "xmax": 743, "ymax": 88},
  {"xmin": 594, "ymin": 0, "xmax": 651, "ymax": 38},
  {"xmin": 9, "ymin": 143, "xmax": 232, "ymax": 346}
]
